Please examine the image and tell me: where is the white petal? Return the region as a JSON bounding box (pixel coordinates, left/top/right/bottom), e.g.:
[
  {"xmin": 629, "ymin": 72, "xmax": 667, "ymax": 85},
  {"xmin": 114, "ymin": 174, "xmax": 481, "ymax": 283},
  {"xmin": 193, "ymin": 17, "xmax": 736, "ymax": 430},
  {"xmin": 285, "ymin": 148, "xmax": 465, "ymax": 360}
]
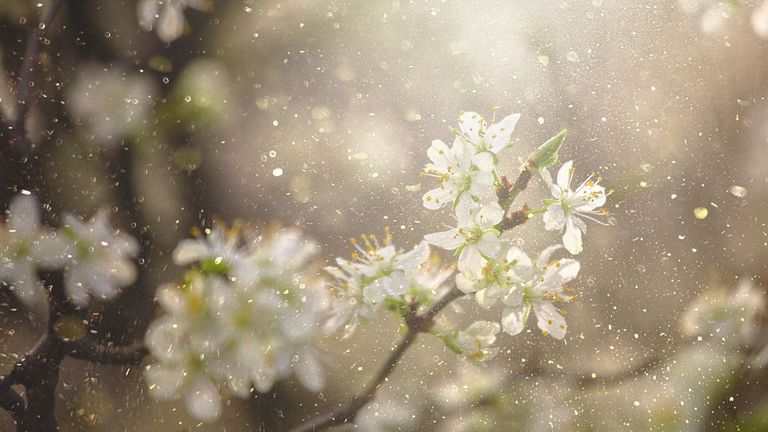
[
  {"xmin": 424, "ymin": 229, "xmax": 463, "ymax": 250},
  {"xmin": 64, "ymin": 266, "xmax": 91, "ymax": 307},
  {"xmin": 534, "ymin": 302, "xmax": 567, "ymax": 339},
  {"xmin": 455, "ymin": 272, "xmax": 479, "ymax": 293},
  {"xmin": 562, "ymin": 218, "xmax": 583, "ymax": 255},
  {"xmin": 8, "ymin": 195, "xmax": 40, "ymax": 235},
  {"xmin": 542, "ymin": 204, "xmax": 566, "ymax": 231},
  {"xmin": 505, "ymin": 247, "xmax": 532, "ymax": 268},
  {"xmin": 137, "ymin": 0, "xmax": 160, "ymax": 30},
  {"xmin": 502, "ymin": 305, "xmax": 529, "ymax": 335},
  {"xmin": 32, "ymin": 232, "xmax": 73, "ymax": 269},
  {"xmin": 172, "ymin": 239, "xmax": 209, "ymax": 265},
  {"xmin": 397, "ymin": 241, "xmax": 430, "ymax": 270},
  {"xmin": 295, "ymin": 350, "xmax": 325, "ymax": 392},
  {"xmin": 536, "ymin": 245, "xmax": 563, "ymax": 268},
  {"xmin": 422, "ymin": 186, "xmax": 452, "ymax": 210},
  {"xmin": 184, "ymin": 375, "xmax": 222, "ymax": 422},
  {"xmin": 427, "ymin": 139, "xmax": 453, "ymax": 168},
  {"xmin": 471, "ymin": 151, "xmax": 496, "ymax": 172},
  {"xmin": 458, "ymin": 111, "xmax": 484, "ymax": 144},
  {"xmin": 476, "ymin": 232, "xmax": 501, "ymax": 258},
  {"xmin": 458, "ymin": 246, "xmax": 485, "ymax": 277},
  {"xmin": 145, "ymin": 365, "xmax": 184, "ymax": 401},
  {"xmin": 157, "ymin": 4, "xmax": 186, "ymax": 43},
  {"xmin": 362, "ymin": 282, "xmax": 386, "ymax": 305},
  {"xmin": 540, "ymin": 258, "xmax": 580, "ymax": 292},
  {"xmin": 753, "ymin": 0, "xmax": 768, "ymax": 38},
  {"xmin": 556, "ymin": 160, "xmax": 574, "ymax": 191},
  {"xmin": 476, "ymin": 201, "xmax": 504, "ymax": 228},
  {"xmin": 485, "ymin": 113, "xmax": 521, "ymax": 152}
]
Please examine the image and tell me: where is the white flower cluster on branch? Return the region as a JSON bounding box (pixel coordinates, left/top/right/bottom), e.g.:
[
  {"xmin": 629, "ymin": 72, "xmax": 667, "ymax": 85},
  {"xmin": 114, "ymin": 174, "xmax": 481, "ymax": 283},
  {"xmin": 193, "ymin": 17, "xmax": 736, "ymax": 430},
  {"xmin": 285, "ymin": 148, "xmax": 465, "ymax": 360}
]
[
  {"xmin": 144, "ymin": 224, "xmax": 329, "ymax": 421},
  {"xmin": 0, "ymin": 193, "xmax": 138, "ymax": 311},
  {"xmin": 421, "ymin": 110, "xmax": 610, "ymax": 350}
]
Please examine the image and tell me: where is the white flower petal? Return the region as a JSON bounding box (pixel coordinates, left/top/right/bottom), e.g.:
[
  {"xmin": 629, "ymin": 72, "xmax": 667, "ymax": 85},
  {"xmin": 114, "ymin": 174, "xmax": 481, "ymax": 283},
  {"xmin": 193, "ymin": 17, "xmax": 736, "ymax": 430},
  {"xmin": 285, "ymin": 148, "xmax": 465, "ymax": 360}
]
[
  {"xmin": 458, "ymin": 246, "xmax": 485, "ymax": 277},
  {"xmin": 534, "ymin": 302, "xmax": 567, "ymax": 339},
  {"xmin": 424, "ymin": 229, "xmax": 463, "ymax": 250},
  {"xmin": 542, "ymin": 204, "xmax": 566, "ymax": 231},
  {"xmin": 295, "ymin": 350, "xmax": 325, "ymax": 392},
  {"xmin": 556, "ymin": 160, "xmax": 574, "ymax": 190},
  {"xmin": 184, "ymin": 375, "xmax": 222, "ymax": 422},
  {"xmin": 8, "ymin": 195, "xmax": 40, "ymax": 235},
  {"xmin": 502, "ymin": 305, "xmax": 529, "ymax": 335},
  {"xmin": 562, "ymin": 218, "xmax": 583, "ymax": 255},
  {"xmin": 471, "ymin": 151, "xmax": 495, "ymax": 172},
  {"xmin": 145, "ymin": 365, "xmax": 184, "ymax": 401},
  {"xmin": 485, "ymin": 112, "xmax": 521, "ymax": 152},
  {"xmin": 458, "ymin": 111, "xmax": 484, "ymax": 144}
]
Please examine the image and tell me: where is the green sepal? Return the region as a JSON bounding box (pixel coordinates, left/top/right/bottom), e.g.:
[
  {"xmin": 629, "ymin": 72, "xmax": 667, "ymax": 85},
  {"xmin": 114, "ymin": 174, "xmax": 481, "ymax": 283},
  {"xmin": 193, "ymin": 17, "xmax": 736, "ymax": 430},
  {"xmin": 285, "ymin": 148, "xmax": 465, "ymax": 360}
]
[{"xmin": 529, "ymin": 129, "xmax": 566, "ymax": 169}]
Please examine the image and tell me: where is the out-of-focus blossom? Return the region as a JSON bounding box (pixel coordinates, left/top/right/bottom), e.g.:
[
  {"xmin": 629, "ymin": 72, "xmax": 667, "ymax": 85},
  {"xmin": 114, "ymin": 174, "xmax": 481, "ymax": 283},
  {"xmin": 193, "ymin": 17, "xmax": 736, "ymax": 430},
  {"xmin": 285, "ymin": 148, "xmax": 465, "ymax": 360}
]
[
  {"xmin": 699, "ymin": 2, "xmax": 731, "ymax": 35},
  {"xmin": 0, "ymin": 194, "xmax": 69, "ymax": 309},
  {"xmin": 354, "ymin": 399, "xmax": 418, "ymax": 432},
  {"xmin": 67, "ymin": 63, "xmax": 156, "ymax": 148},
  {"xmin": 540, "ymin": 160, "xmax": 608, "ymax": 255},
  {"xmin": 145, "ymin": 225, "xmax": 328, "ymax": 421},
  {"xmin": 681, "ymin": 279, "xmax": 765, "ymax": 346},
  {"xmin": 753, "ymin": 0, "xmax": 768, "ymax": 39},
  {"xmin": 456, "ymin": 320, "xmax": 501, "ymax": 362},
  {"xmin": 137, "ymin": 0, "xmax": 212, "ymax": 43},
  {"xmin": 425, "ymin": 200, "xmax": 503, "ymax": 277},
  {"xmin": 434, "ymin": 365, "xmax": 507, "ymax": 432},
  {"xmin": 61, "ymin": 210, "xmax": 139, "ymax": 307},
  {"xmin": 501, "ymin": 246, "xmax": 580, "ymax": 339}
]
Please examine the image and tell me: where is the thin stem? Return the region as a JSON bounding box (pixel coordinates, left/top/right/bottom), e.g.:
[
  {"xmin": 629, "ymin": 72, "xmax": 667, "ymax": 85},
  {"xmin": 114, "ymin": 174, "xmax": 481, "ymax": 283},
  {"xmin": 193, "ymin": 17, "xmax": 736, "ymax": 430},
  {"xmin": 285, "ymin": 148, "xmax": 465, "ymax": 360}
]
[{"xmin": 288, "ymin": 286, "xmax": 465, "ymax": 432}]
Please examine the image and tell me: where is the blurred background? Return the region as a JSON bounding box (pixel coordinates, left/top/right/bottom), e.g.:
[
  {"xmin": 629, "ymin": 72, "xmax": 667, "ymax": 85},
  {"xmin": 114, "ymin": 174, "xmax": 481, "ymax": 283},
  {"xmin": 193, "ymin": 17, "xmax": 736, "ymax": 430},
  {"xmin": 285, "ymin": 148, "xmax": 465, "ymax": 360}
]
[{"xmin": 2, "ymin": 0, "xmax": 768, "ymax": 430}]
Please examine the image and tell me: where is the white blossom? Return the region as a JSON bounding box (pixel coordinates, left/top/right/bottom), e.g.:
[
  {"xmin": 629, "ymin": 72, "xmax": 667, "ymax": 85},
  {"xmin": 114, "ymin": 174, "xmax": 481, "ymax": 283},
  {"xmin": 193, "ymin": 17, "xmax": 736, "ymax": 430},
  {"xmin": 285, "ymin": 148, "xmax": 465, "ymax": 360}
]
[
  {"xmin": 0, "ymin": 194, "xmax": 69, "ymax": 309},
  {"xmin": 456, "ymin": 320, "xmax": 501, "ymax": 362},
  {"xmin": 137, "ymin": 0, "xmax": 212, "ymax": 43},
  {"xmin": 455, "ymin": 242, "xmax": 531, "ymax": 309},
  {"xmin": 324, "ymin": 235, "xmax": 450, "ymax": 338},
  {"xmin": 422, "ymin": 137, "xmax": 494, "ymax": 210},
  {"xmin": 456, "ymin": 111, "xmax": 521, "ymax": 171},
  {"xmin": 753, "ymin": 0, "xmax": 768, "ymax": 39},
  {"xmin": 540, "ymin": 160, "xmax": 608, "ymax": 255},
  {"xmin": 61, "ymin": 210, "xmax": 139, "ymax": 307},
  {"xmin": 67, "ymin": 63, "xmax": 156, "ymax": 148},
  {"xmin": 424, "ymin": 200, "xmax": 503, "ymax": 278},
  {"xmin": 500, "ymin": 246, "xmax": 580, "ymax": 340},
  {"xmin": 145, "ymin": 226, "xmax": 329, "ymax": 421}
]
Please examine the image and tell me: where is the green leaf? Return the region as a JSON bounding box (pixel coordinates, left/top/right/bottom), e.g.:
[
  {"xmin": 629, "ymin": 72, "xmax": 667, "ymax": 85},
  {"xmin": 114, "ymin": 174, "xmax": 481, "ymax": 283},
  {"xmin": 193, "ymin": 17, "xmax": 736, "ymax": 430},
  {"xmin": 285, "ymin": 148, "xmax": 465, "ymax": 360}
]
[{"xmin": 530, "ymin": 129, "xmax": 567, "ymax": 169}]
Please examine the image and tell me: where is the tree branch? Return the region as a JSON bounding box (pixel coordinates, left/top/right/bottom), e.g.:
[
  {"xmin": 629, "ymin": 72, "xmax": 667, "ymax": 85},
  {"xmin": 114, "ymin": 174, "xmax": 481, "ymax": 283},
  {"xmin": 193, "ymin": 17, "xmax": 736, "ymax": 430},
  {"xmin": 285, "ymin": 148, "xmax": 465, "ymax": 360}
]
[
  {"xmin": 64, "ymin": 339, "xmax": 148, "ymax": 364},
  {"xmin": 9, "ymin": 0, "xmax": 65, "ymax": 153},
  {"xmin": 288, "ymin": 286, "xmax": 465, "ymax": 432}
]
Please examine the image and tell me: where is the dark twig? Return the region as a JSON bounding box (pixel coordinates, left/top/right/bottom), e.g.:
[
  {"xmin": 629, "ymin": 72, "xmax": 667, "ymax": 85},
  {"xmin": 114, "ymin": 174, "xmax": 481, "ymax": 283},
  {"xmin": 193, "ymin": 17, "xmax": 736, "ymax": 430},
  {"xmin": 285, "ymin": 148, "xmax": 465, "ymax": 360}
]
[
  {"xmin": 64, "ymin": 339, "xmax": 148, "ymax": 364},
  {"xmin": 10, "ymin": 0, "xmax": 65, "ymax": 153},
  {"xmin": 288, "ymin": 286, "xmax": 465, "ymax": 432}
]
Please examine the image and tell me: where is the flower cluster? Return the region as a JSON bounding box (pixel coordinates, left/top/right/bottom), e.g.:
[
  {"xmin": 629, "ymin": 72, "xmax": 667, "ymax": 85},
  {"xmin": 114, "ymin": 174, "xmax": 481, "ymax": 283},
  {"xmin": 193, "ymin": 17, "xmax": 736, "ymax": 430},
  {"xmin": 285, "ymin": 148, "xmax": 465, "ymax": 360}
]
[
  {"xmin": 422, "ymin": 111, "xmax": 608, "ymax": 346},
  {"xmin": 324, "ymin": 229, "xmax": 453, "ymax": 338},
  {"xmin": 144, "ymin": 224, "xmax": 328, "ymax": 421},
  {"xmin": 0, "ymin": 194, "xmax": 138, "ymax": 311}
]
